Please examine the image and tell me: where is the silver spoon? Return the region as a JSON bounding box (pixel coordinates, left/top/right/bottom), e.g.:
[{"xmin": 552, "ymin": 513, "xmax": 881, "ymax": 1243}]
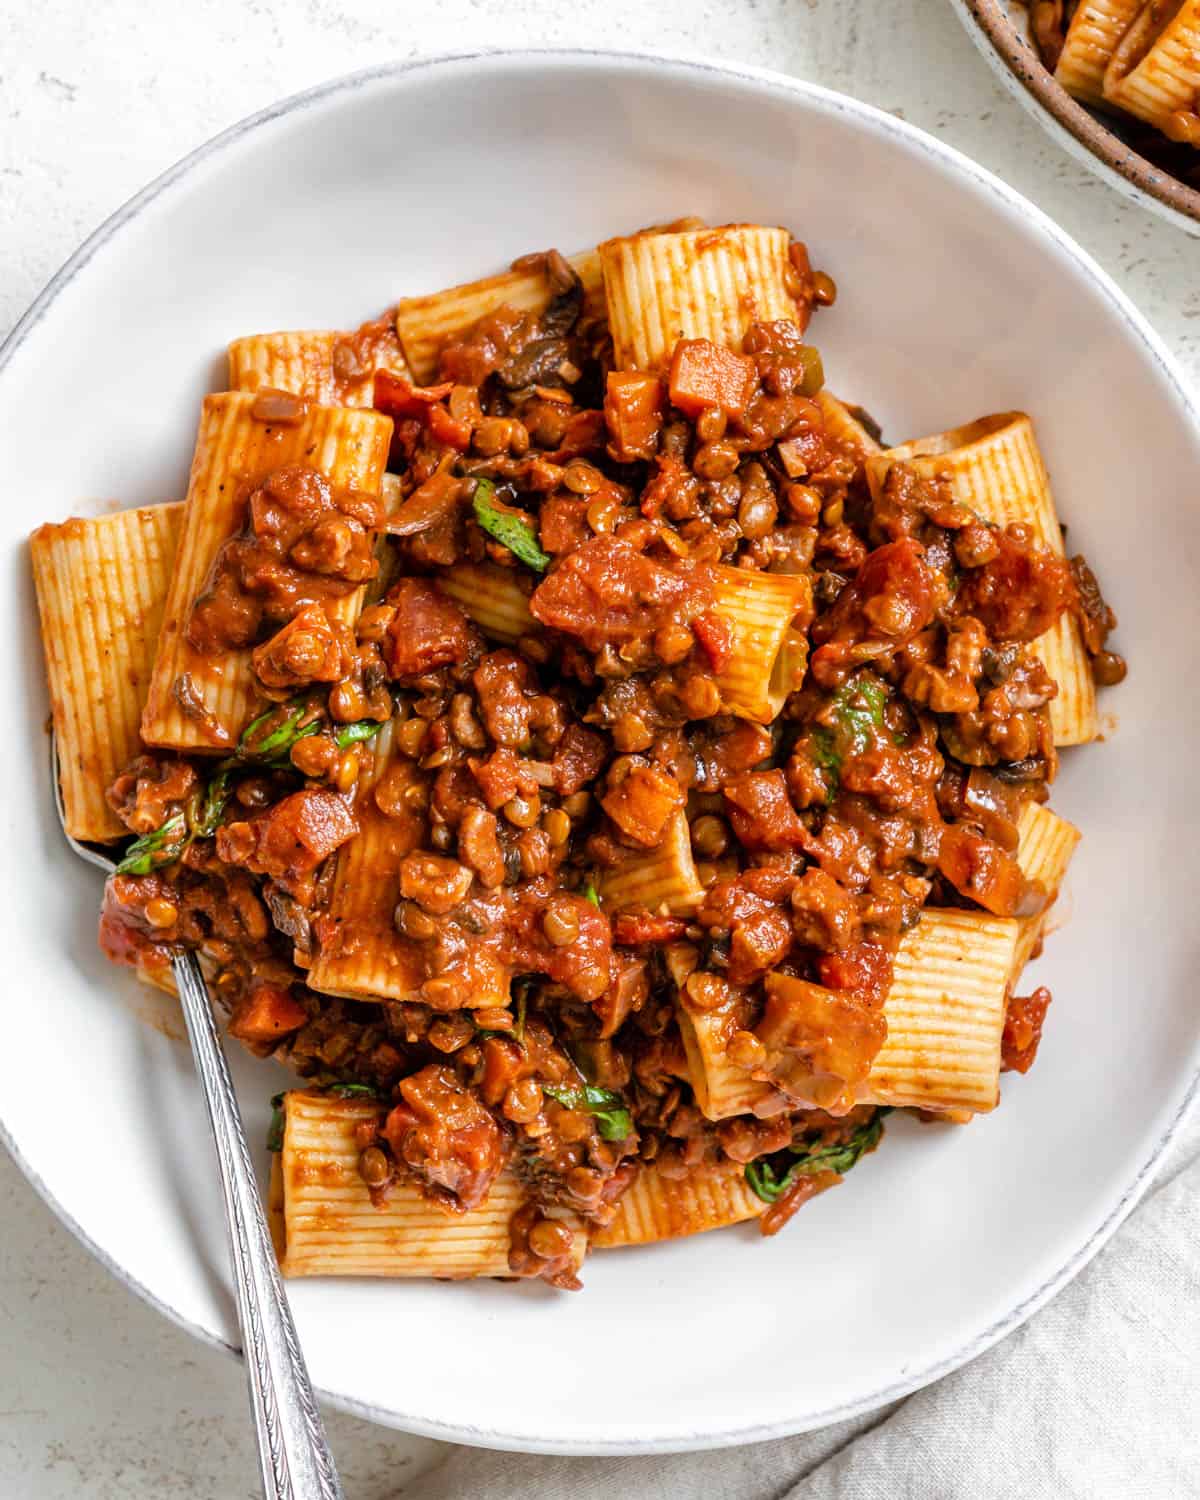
[{"xmin": 51, "ymin": 736, "xmax": 343, "ymax": 1500}]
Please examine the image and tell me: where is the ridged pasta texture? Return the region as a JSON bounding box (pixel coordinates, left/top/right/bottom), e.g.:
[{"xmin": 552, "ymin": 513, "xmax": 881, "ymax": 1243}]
[
  {"xmin": 31, "ymin": 504, "xmax": 184, "ymax": 839},
  {"xmin": 860, "ymin": 909, "xmax": 1020, "ymax": 1115},
  {"xmin": 866, "ymin": 412, "xmax": 1097, "ymax": 747},
  {"xmin": 600, "ymin": 225, "xmax": 799, "ymax": 373},
  {"xmin": 815, "ymin": 390, "xmax": 884, "ymax": 459},
  {"xmin": 1104, "ymin": 1, "xmax": 1200, "ymax": 140},
  {"xmin": 141, "ymin": 392, "xmax": 392, "ymax": 751},
  {"xmin": 307, "ymin": 722, "xmax": 513, "ymax": 1008},
  {"xmin": 1055, "ymin": 0, "xmax": 1143, "ymax": 104},
  {"xmin": 394, "ymin": 248, "xmax": 605, "ymax": 384},
  {"xmin": 593, "ymin": 1158, "xmax": 763, "ymax": 1248},
  {"xmin": 1011, "ymin": 800, "xmax": 1081, "ymax": 978},
  {"xmin": 228, "ymin": 331, "xmax": 342, "ymax": 404},
  {"xmin": 275, "ymin": 1092, "xmax": 586, "ymax": 1278},
  {"xmin": 436, "ymin": 562, "xmax": 535, "ymax": 644},
  {"xmin": 711, "ymin": 566, "xmax": 811, "ymax": 724},
  {"xmin": 670, "ymin": 944, "xmax": 781, "ymax": 1121},
  {"xmin": 228, "ymin": 329, "xmax": 410, "ymax": 406},
  {"xmin": 600, "ymin": 809, "xmax": 705, "ymax": 915},
  {"xmin": 306, "ymin": 721, "xmax": 424, "ymax": 1001},
  {"xmin": 677, "ymin": 998, "xmax": 780, "ymax": 1121}
]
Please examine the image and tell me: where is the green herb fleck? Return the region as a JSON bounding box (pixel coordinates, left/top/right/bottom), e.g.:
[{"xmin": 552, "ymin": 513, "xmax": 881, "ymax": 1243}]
[
  {"xmin": 266, "ymin": 1092, "xmax": 287, "ymax": 1154},
  {"xmin": 114, "ymin": 811, "xmax": 189, "ymax": 876},
  {"xmin": 192, "ymin": 770, "xmax": 233, "ymax": 839},
  {"xmin": 238, "ymin": 702, "xmax": 323, "ymax": 764},
  {"xmin": 333, "ymin": 719, "xmax": 385, "ymax": 750},
  {"xmin": 583, "ymin": 880, "xmax": 601, "ymax": 908},
  {"xmin": 472, "ymin": 478, "xmax": 549, "ymax": 572},
  {"xmin": 514, "ymin": 985, "xmax": 529, "ymax": 1044},
  {"xmin": 745, "ymin": 1108, "xmax": 890, "ymax": 1204},
  {"xmin": 543, "ymin": 1083, "xmax": 633, "ymax": 1142},
  {"xmin": 328, "ymin": 1082, "xmax": 381, "ymax": 1100},
  {"xmin": 116, "ymin": 698, "xmax": 334, "ymax": 874},
  {"xmin": 807, "ymin": 673, "xmax": 889, "ymax": 797}
]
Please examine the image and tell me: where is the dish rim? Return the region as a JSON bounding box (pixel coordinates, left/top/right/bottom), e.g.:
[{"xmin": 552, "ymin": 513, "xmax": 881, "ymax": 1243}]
[
  {"xmin": 948, "ymin": 0, "xmax": 1200, "ymax": 233},
  {"xmin": 2, "ymin": 45, "xmax": 1199, "ymax": 1454}
]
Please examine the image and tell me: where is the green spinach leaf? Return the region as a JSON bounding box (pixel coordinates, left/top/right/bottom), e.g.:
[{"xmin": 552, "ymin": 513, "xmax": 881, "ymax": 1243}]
[
  {"xmin": 114, "ymin": 811, "xmax": 189, "ymax": 876},
  {"xmin": 543, "ymin": 1083, "xmax": 633, "ymax": 1143},
  {"xmin": 745, "ymin": 1108, "xmax": 890, "ymax": 1203},
  {"xmin": 472, "ymin": 478, "xmax": 549, "ymax": 572}
]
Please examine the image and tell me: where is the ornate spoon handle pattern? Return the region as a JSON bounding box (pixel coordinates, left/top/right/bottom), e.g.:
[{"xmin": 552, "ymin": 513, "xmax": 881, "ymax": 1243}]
[{"xmin": 173, "ymin": 952, "xmax": 344, "ymax": 1500}]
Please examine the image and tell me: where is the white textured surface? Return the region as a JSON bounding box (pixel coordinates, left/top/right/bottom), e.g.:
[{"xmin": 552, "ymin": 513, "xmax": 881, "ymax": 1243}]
[{"xmin": 0, "ymin": 2, "xmax": 1195, "ymax": 1495}]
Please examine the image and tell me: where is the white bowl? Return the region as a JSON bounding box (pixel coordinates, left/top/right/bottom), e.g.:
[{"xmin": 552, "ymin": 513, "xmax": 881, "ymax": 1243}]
[{"xmin": 1, "ymin": 49, "xmax": 1198, "ymax": 1455}]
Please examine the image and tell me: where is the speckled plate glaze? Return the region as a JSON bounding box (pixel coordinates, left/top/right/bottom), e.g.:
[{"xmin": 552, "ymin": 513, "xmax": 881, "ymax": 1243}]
[
  {"xmin": 1, "ymin": 50, "xmax": 1199, "ymax": 1455},
  {"xmin": 950, "ymin": 0, "xmax": 1200, "ymax": 232}
]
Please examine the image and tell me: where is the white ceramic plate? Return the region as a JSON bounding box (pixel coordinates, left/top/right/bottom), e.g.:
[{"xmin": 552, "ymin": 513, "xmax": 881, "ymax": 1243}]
[{"xmin": 2, "ymin": 50, "xmax": 1198, "ymax": 1456}]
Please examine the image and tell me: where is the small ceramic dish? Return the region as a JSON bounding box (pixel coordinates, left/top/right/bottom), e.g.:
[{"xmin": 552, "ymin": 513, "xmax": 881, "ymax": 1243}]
[{"xmin": 950, "ymin": 0, "xmax": 1200, "ymax": 233}]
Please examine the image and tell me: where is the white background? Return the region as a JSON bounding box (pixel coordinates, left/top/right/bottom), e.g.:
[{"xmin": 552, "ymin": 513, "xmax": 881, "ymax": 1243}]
[{"xmin": 0, "ymin": 2, "xmax": 1196, "ymax": 1495}]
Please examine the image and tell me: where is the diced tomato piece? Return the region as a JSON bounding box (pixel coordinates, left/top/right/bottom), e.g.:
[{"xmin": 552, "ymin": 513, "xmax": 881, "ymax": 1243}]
[
  {"xmin": 1002, "ymin": 986, "xmax": 1052, "ymax": 1074},
  {"xmin": 722, "ymin": 771, "xmax": 808, "ymax": 851},
  {"xmin": 229, "ymin": 982, "xmax": 308, "ymax": 1045},
  {"xmin": 816, "ymin": 941, "xmax": 894, "ymax": 1008},
  {"xmin": 668, "ymin": 339, "xmax": 757, "ymax": 421},
  {"xmin": 604, "ymin": 372, "xmax": 663, "ymax": 462},
  {"xmin": 613, "ymin": 912, "xmax": 687, "ymax": 945},
  {"xmin": 546, "ymin": 409, "xmax": 606, "ymax": 463},
  {"xmin": 937, "ymin": 824, "xmax": 1029, "ymax": 917},
  {"xmin": 539, "ymin": 495, "xmax": 591, "ymax": 555},
  {"xmin": 691, "ymin": 609, "xmax": 734, "ymax": 671},
  {"xmin": 373, "ymin": 369, "xmax": 453, "ymax": 419},
  {"xmin": 384, "ymin": 578, "xmax": 477, "ymax": 678},
  {"xmin": 551, "ymin": 724, "xmax": 609, "ymax": 796}
]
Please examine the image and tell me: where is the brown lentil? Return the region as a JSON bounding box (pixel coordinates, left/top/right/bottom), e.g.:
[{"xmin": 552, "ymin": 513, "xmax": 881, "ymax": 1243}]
[{"xmin": 543, "ymin": 899, "xmax": 581, "ymax": 947}]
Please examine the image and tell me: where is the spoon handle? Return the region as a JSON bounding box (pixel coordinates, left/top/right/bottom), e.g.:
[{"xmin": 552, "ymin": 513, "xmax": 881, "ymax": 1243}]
[{"xmin": 173, "ymin": 951, "xmax": 343, "ymax": 1500}]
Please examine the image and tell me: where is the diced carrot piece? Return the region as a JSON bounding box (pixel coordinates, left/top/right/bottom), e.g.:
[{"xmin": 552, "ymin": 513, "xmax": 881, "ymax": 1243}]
[
  {"xmin": 229, "ymin": 983, "xmax": 308, "ymax": 1044},
  {"xmin": 604, "ymin": 372, "xmax": 663, "ymax": 462},
  {"xmin": 668, "ymin": 339, "xmax": 757, "ymax": 420}
]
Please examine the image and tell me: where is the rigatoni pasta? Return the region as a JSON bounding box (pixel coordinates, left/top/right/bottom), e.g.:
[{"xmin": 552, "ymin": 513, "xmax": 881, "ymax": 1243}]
[
  {"xmin": 1055, "ymin": 0, "xmax": 1143, "ymax": 104},
  {"xmin": 865, "ymin": 412, "xmax": 1098, "ymax": 746},
  {"xmin": 32, "ymin": 504, "xmax": 183, "ymax": 840},
  {"xmin": 1032, "ymin": 0, "xmax": 1200, "ymax": 151},
  {"xmin": 814, "ymin": 390, "xmax": 884, "ymax": 460},
  {"xmin": 302, "ymin": 720, "xmax": 425, "ymax": 999},
  {"xmin": 600, "ymin": 810, "xmax": 705, "ymax": 915},
  {"xmin": 1011, "ymin": 800, "xmax": 1082, "ymax": 977},
  {"xmin": 435, "ymin": 562, "xmax": 535, "ymax": 644},
  {"xmin": 140, "ymin": 392, "xmax": 392, "ymax": 751},
  {"xmin": 229, "ymin": 331, "xmax": 345, "ymax": 404},
  {"xmin": 394, "ymin": 249, "xmax": 605, "ymax": 384},
  {"xmin": 670, "ymin": 944, "xmax": 782, "ymax": 1121},
  {"xmin": 593, "ymin": 1158, "xmax": 764, "ymax": 1247},
  {"xmin": 275, "ymin": 1091, "xmax": 586, "ymax": 1279},
  {"xmin": 858, "ymin": 911, "xmax": 1020, "ymax": 1115},
  {"xmin": 1104, "ymin": 1, "xmax": 1200, "ymax": 144},
  {"xmin": 710, "ymin": 566, "xmax": 811, "ymax": 725},
  {"xmin": 40, "ymin": 218, "xmax": 1119, "ymax": 1291},
  {"xmin": 600, "ymin": 224, "xmax": 800, "ymax": 372}
]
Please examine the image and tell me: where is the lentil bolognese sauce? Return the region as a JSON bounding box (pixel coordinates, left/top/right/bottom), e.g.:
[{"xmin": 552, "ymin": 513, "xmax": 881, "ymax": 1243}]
[{"xmin": 33, "ymin": 220, "xmax": 1122, "ymax": 1289}]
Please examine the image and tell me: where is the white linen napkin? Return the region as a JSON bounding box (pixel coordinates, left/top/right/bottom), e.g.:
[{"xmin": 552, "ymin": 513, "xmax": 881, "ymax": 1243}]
[{"xmin": 403, "ymin": 1119, "xmax": 1200, "ymax": 1499}]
